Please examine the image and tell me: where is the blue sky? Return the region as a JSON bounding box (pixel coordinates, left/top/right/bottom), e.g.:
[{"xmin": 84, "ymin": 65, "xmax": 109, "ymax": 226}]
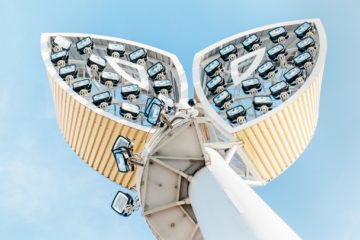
[{"xmin": 0, "ymin": 0, "xmax": 359, "ymax": 239}]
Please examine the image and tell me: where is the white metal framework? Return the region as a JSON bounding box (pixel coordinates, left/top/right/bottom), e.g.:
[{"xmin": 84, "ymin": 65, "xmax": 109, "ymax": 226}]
[{"xmin": 41, "ymin": 19, "xmax": 327, "ymax": 240}]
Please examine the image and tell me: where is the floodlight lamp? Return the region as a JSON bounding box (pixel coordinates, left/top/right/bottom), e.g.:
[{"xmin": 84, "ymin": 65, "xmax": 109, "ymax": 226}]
[
  {"xmin": 297, "ymin": 37, "xmax": 315, "ymax": 52},
  {"xmin": 242, "ymin": 34, "xmax": 261, "ymax": 52},
  {"xmin": 219, "ymin": 44, "xmax": 237, "ymax": 61},
  {"xmin": 87, "ymin": 54, "xmax": 106, "ymax": 72},
  {"xmin": 294, "ymin": 52, "xmax": 312, "ymax": 68},
  {"xmin": 59, "ymin": 64, "xmax": 77, "ymax": 80},
  {"xmin": 120, "ymin": 103, "xmax": 141, "ymax": 120},
  {"xmin": 121, "ymin": 84, "xmax": 140, "ymax": 100},
  {"xmin": 295, "ymin": 22, "xmax": 312, "ymax": 39},
  {"xmin": 145, "ymin": 97, "xmax": 163, "ymax": 117},
  {"xmin": 112, "ymin": 136, "xmax": 134, "ymax": 173},
  {"xmin": 129, "ymin": 48, "xmax": 147, "ymax": 63},
  {"xmin": 226, "ymin": 105, "xmax": 246, "ymax": 124},
  {"xmin": 269, "ymin": 26, "xmax": 288, "ymax": 43},
  {"xmin": 52, "ymin": 35, "xmax": 72, "ymax": 52},
  {"xmin": 206, "ymin": 76, "xmax": 225, "ymax": 94},
  {"xmin": 269, "ymin": 81, "xmax": 290, "ymax": 100},
  {"xmin": 50, "ymin": 50, "xmax": 69, "ymax": 65},
  {"xmin": 147, "ymin": 103, "xmax": 162, "ymax": 126},
  {"xmin": 257, "ymin": 61, "xmax": 277, "ymax": 79},
  {"xmin": 100, "ymin": 71, "xmax": 120, "ymax": 86},
  {"xmin": 284, "ymin": 67, "xmax": 303, "ymax": 86},
  {"xmin": 158, "ymin": 94, "xmax": 174, "ymax": 113},
  {"xmin": 76, "ymin": 37, "xmax": 94, "ymax": 55},
  {"xmin": 92, "ymin": 91, "xmax": 112, "ymax": 107},
  {"xmin": 107, "ymin": 43, "xmax": 125, "ymax": 57},
  {"xmin": 113, "ymin": 135, "xmax": 133, "ymax": 150},
  {"xmin": 213, "ymin": 90, "xmax": 232, "ymax": 109},
  {"xmin": 111, "ymin": 191, "xmax": 134, "ymax": 217},
  {"xmin": 253, "ymin": 96, "xmax": 273, "ymax": 111},
  {"xmin": 72, "ymin": 79, "xmax": 92, "ymax": 94},
  {"xmin": 267, "ymin": 44, "xmax": 287, "ymax": 61},
  {"xmin": 153, "ymin": 79, "xmax": 173, "ymax": 94},
  {"xmin": 241, "ymin": 78, "xmax": 262, "ymax": 94},
  {"xmin": 147, "ymin": 62, "xmax": 166, "ymax": 80},
  {"xmin": 204, "ymin": 59, "xmax": 222, "ymax": 77}
]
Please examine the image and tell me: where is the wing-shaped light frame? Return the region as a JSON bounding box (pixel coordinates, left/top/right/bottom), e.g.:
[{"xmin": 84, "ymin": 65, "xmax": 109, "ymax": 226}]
[
  {"xmin": 193, "ymin": 19, "xmax": 327, "ymax": 181},
  {"xmin": 41, "ymin": 33, "xmax": 189, "ymax": 187}
]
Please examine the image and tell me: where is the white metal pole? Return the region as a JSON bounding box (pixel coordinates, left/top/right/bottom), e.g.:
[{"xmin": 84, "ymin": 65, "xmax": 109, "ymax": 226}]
[{"xmin": 189, "ymin": 148, "xmax": 301, "ymax": 240}]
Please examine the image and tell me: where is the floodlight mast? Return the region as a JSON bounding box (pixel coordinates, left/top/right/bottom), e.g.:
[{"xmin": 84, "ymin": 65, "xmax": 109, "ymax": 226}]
[
  {"xmin": 41, "ymin": 18, "xmax": 326, "ymax": 240},
  {"xmin": 189, "ymin": 148, "xmax": 300, "ymax": 240},
  {"xmin": 138, "ymin": 116, "xmax": 301, "ymax": 239}
]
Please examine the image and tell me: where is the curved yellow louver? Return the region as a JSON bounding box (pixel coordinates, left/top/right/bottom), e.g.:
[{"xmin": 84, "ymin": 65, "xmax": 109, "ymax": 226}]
[
  {"xmin": 47, "ymin": 71, "xmax": 149, "ymax": 187},
  {"xmin": 235, "ymin": 71, "xmax": 323, "ymax": 180}
]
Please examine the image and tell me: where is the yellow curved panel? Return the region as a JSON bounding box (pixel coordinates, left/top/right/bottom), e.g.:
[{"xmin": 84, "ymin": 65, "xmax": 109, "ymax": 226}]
[
  {"xmin": 47, "ymin": 73, "xmax": 149, "ymax": 187},
  {"xmin": 235, "ymin": 71, "xmax": 323, "ymax": 181}
]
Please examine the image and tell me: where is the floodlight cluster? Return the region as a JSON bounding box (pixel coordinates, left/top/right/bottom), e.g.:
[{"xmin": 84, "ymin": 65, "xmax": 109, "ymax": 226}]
[
  {"xmin": 50, "ymin": 35, "xmax": 181, "ymax": 127},
  {"xmin": 201, "ymin": 22, "xmax": 319, "ymax": 126}
]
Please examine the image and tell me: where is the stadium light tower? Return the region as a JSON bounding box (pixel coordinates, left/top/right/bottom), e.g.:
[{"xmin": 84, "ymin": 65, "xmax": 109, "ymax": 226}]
[{"xmin": 41, "ymin": 19, "xmax": 327, "ymax": 240}]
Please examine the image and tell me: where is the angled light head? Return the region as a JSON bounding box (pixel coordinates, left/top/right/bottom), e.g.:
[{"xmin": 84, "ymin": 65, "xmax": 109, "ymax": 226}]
[
  {"xmin": 112, "ymin": 136, "xmax": 134, "ymax": 173},
  {"xmin": 111, "ymin": 191, "xmax": 133, "ymax": 217},
  {"xmin": 147, "ymin": 103, "xmax": 163, "ymax": 126}
]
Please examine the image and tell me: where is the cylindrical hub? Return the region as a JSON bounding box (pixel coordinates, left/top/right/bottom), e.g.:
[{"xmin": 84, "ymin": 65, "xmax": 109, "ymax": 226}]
[{"xmin": 189, "ymin": 148, "xmax": 301, "ymax": 240}]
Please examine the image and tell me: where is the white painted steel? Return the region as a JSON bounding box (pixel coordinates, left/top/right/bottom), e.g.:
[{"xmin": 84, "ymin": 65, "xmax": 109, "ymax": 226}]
[
  {"xmin": 224, "ymin": 145, "xmax": 238, "ymax": 164},
  {"xmin": 230, "ymin": 47, "xmax": 266, "ymax": 86},
  {"xmin": 189, "ymin": 148, "xmax": 301, "ymax": 240},
  {"xmin": 106, "ymin": 57, "xmax": 150, "ymax": 91}
]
